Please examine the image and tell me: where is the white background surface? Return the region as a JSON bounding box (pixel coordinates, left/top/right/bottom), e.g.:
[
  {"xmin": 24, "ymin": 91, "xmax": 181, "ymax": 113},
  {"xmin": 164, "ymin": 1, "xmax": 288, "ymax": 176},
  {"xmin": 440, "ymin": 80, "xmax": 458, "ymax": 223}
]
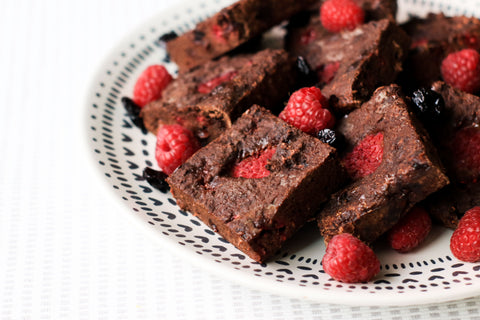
[{"xmin": 2, "ymin": 0, "xmax": 480, "ymax": 319}]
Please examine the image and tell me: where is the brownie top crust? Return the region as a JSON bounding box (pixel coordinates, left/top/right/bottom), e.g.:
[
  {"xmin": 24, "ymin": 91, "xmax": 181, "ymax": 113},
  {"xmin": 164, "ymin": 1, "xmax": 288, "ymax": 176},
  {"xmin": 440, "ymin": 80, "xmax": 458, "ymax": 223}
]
[
  {"xmin": 168, "ymin": 105, "xmax": 336, "ymax": 226},
  {"xmin": 140, "ymin": 48, "xmax": 297, "ymax": 145},
  {"xmin": 167, "ymin": 105, "xmax": 345, "ymax": 262},
  {"xmin": 165, "ymin": 0, "xmax": 317, "ymax": 72},
  {"xmin": 399, "ymin": 13, "xmax": 480, "ymax": 89},
  {"xmin": 423, "ymin": 81, "xmax": 480, "ymax": 228},
  {"xmin": 288, "ymin": 19, "xmax": 410, "ymax": 112},
  {"xmin": 402, "ymin": 13, "xmax": 480, "ymax": 48},
  {"xmin": 318, "ymin": 84, "xmax": 449, "ymax": 244}
]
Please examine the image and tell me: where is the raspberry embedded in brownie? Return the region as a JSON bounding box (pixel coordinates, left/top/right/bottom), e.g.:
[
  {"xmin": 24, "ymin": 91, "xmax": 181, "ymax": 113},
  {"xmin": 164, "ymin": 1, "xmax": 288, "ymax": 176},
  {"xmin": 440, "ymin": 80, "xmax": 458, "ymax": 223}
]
[
  {"xmin": 166, "ymin": 105, "xmax": 346, "ymax": 262},
  {"xmin": 317, "ymin": 84, "xmax": 449, "ymax": 244}
]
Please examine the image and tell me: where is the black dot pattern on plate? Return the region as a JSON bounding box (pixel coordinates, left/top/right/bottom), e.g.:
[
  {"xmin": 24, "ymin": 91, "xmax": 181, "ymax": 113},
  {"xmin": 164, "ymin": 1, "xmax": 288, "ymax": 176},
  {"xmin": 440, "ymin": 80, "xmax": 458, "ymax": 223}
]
[{"xmin": 86, "ymin": 0, "xmax": 480, "ymax": 298}]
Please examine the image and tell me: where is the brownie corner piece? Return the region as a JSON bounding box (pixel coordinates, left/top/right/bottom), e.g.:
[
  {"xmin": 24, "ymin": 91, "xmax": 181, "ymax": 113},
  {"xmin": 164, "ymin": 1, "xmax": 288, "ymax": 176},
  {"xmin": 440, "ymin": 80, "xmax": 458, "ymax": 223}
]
[
  {"xmin": 399, "ymin": 13, "xmax": 480, "ymax": 90},
  {"xmin": 287, "ymin": 18, "xmax": 410, "ymax": 112},
  {"xmin": 167, "ymin": 105, "xmax": 346, "ymax": 262},
  {"xmin": 164, "ymin": 0, "xmax": 317, "ymax": 72},
  {"xmin": 318, "ymin": 84, "xmax": 449, "ymax": 244}
]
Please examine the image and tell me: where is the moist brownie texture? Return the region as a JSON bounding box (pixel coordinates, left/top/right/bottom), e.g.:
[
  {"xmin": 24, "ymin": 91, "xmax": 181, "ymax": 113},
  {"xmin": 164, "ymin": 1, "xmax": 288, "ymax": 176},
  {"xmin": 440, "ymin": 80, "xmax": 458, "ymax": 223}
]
[
  {"xmin": 164, "ymin": 0, "xmax": 317, "ymax": 72},
  {"xmin": 317, "ymin": 85, "xmax": 449, "ymax": 244},
  {"xmin": 287, "ymin": 19, "xmax": 410, "ymax": 112},
  {"xmin": 167, "ymin": 105, "xmax": 346, "ymax": 262},
  {"xmin": 399, "ymin": 13, "xmax": 480, "ymax": 90},
  {"xmin": 140, "ymin": 49, "xmax": 299, "ymax": 145},
  {"xmin": 423, "ymin": 81, "xmax": 480, "ymax": 228}
]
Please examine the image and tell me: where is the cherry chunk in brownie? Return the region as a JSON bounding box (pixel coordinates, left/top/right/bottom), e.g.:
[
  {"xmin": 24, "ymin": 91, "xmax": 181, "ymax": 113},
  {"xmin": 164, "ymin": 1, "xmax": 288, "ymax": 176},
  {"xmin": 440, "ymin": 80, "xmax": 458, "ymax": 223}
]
[
  {"xmin": 163, "ymin": 0, "xmax": 317, "ymax": 72},
  {"xmin": 318, "ymin": 85, "xmax": 448, "ymax": 244},
  {"xmin": 287, "ymin": 19, "xmax": 410, "ymax": 112},
  {"xmin": 399, "ymin": 13, "xmax": 480, "ymax": 90},
  {"xmin": 167, "ymin": 105, "xmax": 345, "ymax": 262},
  {"xmin": 140, "ymin": 49, "xmax": 299, "ymax": 146},
  {"xmin": 423, "ymin": 81, "xmax": 480, "ymax": 228}
]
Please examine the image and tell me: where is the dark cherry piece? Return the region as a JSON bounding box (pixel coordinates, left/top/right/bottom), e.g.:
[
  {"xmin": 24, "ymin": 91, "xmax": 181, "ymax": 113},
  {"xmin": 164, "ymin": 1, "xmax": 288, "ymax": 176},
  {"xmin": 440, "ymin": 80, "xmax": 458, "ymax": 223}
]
[{"xmin": 121, "ymin": 97, "xmax": 148, "ymax": 134}]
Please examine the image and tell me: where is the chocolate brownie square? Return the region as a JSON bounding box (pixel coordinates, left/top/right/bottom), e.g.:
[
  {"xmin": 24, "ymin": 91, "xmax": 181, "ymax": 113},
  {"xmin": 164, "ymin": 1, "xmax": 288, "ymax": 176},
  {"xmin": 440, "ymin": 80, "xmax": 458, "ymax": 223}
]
[
  {"xmin": 287, "ymin": 19, "xmax": 410, "ymax": 112},
  {"xmin": 423, "ymin": 81, "xmax": 480, "ymax": 228},
  {"xmin": 140, "ymin": 49, "xmax": 300, "ymax": 145},
  {"xmin": 317, "ymin": 85, "xmax": 449, "ymax": 244},
  {"xmin": 167, "ymin": 105, "xmax": 346, "ymax": 262},
  {"xmin": 399, "ymin": 13, "xmax": 480, "ymax": 90},
  {"xmin": 163, "ymin": 0, "xmax": 317, "ymax": 72}
]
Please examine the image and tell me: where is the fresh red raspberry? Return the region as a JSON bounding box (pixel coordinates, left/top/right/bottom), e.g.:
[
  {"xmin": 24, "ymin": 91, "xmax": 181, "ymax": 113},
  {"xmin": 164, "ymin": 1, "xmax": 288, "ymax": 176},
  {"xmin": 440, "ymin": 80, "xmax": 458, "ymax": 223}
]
[
  {"xmin": 342, "ymin": 132, "xmax": 384, "ymax": 179},
  {"xmin": 441, "ymin": 49, "xmax": 480, "ymax": 94},
  {"xmin": 133, "ymin": 65, "xmax": 173, "ymax": 107},
  {"xmin": 197, "ymin": 70, "xmax": 238, "ymax": 94},
  {"xmin": 322, "ymin": 233, "xmax": 380, "ymax": 283},
  {"xmin": 279, "ymin": 87, "xmax": 334, "ymax": 135},
  {"xmin": 231, "ymin": 148, "xmax": 276, "ymax": 179},
  {"xmin": 387, "ymin": 207, "xmax": 432, "ymax": 253},
  {"xmin": 155, "ymin": 124, "xmax": 200, "ymax": 175},
  {"xmin": 450, "ymin": 126, "xmax": 480, "ymax": 183},
  {"xmin": 320, "ymin": 0, "xmax": 365, "ymax": 33},
  {"xmin": 450, "ymin": 206, "xmax": 480, "ymax": 262}
]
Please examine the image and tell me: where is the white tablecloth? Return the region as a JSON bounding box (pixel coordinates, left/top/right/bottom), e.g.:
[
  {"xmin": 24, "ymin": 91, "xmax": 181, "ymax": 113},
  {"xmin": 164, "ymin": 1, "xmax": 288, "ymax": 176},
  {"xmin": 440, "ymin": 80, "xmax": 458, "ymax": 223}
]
[{"xmin": 2, "ymin": 0, "xmax": 480, "ymax": 319}]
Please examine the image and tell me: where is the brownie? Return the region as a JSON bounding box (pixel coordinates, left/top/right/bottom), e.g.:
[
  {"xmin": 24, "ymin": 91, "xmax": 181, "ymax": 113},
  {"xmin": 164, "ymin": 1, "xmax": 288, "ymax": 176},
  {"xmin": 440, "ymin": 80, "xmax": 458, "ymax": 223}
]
[
  {"xmin": 287, "ymin": 19, "xmax": 410, "ymax": 112},
  {"xmin": 140, "ymin": 49, "xmax": 301, "ymax": 145},
  {"xmin": 167, "ymin": 105, "xmax": 346, "ymax": 262},
  {"xmin": 163, "ymin": 0, "xmax": 317, "ymax": 72},
  {"xmin": 423, "ymin": 81, "xmax": 480, "ymax": 228},
  {"xmin": 286, "ymin": 0, "xmax": 397, "ymax": 40},
  {"xmin": 317, "ymin": 84, "xmax": 449, "ymax": 244},
  {"xmin": 399, "ymin": 13, "xmax": 480, "ymax": 90}
]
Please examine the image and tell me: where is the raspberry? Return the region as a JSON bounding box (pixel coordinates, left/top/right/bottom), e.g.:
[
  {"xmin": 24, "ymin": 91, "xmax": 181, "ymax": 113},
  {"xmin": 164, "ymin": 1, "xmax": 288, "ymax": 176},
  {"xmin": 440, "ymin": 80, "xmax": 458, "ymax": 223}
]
[
  {"xmin": 320, "ymin": 0, "xmax": 365, "ymax": 33},
  {"xmin": 450, "ymin": 126, "xmax": 480, "ymax": 183},
  {"xmin": 450, "ymin": 206, "xmax": 480, "ymax": 262},
  {"xmin": 440, "ymin": 49, "xmax": 480, "ymax": 94},
  {"xmin": 231, "ymin": 148, "xmax": 276, "ymax": 179},
  {"xmin": 279, "ymin": 87, "xmax": 335, "ymax": 135},
  {"xmin": 133, "ymin": 65, "xmax": 173, "ymax": 107},
  {"xmin": 197, "ymin": 70, "xmax": 237, "ymax": 94},
  {"xmin": 342, "ymin": 132, "xmax": 384, "ymax": 179},
  {"xmin": 387, "ymin": 207, "xmax": 432, "ymax": 253},
  {"xmin": 322, "ymin": 233, "xmax": 380, "ymax": 283},
  {"xmin": 155, "ymin": 124, "xmax": 200, "ymax": 175}
]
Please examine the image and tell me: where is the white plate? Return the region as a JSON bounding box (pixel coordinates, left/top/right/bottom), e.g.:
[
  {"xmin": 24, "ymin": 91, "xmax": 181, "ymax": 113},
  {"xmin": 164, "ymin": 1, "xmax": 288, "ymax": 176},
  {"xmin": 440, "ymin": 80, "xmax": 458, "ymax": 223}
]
[{"xmin": 85, "ymin": 0, "xmax": 480, "ymax": 306}]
